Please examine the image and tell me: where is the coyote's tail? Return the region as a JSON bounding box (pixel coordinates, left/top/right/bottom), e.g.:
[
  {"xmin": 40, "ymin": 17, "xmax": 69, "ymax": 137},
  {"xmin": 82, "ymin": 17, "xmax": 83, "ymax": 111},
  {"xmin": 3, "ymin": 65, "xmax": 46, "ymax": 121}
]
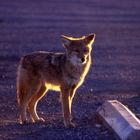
[{"xmin": 16, "ymin": 64, "xmax": 27, "ymax": 107}]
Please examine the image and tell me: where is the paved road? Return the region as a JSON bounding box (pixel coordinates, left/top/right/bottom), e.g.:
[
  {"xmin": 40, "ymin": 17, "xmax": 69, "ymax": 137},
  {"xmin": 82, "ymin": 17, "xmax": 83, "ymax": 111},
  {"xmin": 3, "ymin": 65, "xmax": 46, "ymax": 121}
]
[{"xmin": 0, "ymin": 0, "xmax": 140, "ymax": 139}]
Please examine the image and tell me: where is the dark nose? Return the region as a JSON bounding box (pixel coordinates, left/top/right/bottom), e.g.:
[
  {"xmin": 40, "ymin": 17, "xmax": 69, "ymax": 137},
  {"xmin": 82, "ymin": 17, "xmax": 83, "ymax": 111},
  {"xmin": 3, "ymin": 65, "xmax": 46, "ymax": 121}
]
[{"xmin": 81, "ymin": 58, "xmax": 85, "ymax": 63}]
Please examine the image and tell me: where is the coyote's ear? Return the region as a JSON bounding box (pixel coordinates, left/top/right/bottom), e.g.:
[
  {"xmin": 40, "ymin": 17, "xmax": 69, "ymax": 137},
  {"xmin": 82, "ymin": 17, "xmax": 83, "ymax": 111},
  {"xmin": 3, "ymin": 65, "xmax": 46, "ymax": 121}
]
[
  {"xmin": 85, "ymin": 33, "xmax": 96, "ymax": 45},
  {"xmin": 61, "ymin": 35, "xmax": 71, "ymax": 48}
]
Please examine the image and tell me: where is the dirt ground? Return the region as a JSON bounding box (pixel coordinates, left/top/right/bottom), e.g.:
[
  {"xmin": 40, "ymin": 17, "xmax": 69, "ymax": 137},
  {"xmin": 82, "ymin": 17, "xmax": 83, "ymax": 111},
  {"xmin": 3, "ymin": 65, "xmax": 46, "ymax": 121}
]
[{"xmin": 0, "ymin": 0, "xmax": 140, "ymax": 139}]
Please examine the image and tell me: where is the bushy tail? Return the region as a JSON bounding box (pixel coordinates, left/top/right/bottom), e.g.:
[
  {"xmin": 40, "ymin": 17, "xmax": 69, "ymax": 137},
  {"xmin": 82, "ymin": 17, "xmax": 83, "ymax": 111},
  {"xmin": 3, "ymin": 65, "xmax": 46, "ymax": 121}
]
[
  {"xmin": 16, "ymin": 65, "xmax": 27, "ymax": 107},
  {"xmin": 16, "ymin": 82, "xmax": 24, "ymax": 107}
]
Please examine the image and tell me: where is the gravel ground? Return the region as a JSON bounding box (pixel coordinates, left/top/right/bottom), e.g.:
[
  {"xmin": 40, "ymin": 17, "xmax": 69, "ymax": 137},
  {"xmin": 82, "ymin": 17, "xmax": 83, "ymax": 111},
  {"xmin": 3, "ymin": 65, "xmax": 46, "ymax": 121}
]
[{"xmin": 0, "ymin": 0, "xmax": 140, "ymax": 139}]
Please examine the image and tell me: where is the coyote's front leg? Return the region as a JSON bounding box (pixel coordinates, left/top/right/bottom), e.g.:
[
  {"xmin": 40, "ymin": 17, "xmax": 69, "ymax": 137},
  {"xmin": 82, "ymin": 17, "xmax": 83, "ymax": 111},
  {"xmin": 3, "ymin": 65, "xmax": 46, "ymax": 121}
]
[{"xmin": 61, "ymin": 87, "xmax": 76, "ymax": 128}]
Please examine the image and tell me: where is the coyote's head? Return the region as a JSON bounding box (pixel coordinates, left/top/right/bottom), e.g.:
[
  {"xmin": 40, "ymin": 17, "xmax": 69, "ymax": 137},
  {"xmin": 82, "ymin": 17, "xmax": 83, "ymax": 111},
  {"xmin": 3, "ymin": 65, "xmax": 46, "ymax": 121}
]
[{"xmin": 61, "ymin": 33, "xmax": 95, "ymax": 66}]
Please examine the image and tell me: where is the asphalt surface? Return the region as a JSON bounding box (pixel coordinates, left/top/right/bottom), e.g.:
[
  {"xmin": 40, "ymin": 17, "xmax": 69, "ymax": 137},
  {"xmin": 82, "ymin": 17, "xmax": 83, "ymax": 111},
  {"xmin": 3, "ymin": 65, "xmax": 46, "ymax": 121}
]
[{"xmin": 0, "ymin": 0, "xmax": 140, "ymax": 139}]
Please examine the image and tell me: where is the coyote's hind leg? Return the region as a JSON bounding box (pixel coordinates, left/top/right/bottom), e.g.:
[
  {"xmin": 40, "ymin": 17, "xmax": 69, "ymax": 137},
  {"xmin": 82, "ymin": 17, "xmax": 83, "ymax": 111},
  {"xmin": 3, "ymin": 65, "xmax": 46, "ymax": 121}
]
[
  {"xmin": 18, "ymin": 87, "xmax": 33, "ymax": 124},
  {"xmin": 28, "ymin": 85, "xmax": 47, "ymax": 123}
]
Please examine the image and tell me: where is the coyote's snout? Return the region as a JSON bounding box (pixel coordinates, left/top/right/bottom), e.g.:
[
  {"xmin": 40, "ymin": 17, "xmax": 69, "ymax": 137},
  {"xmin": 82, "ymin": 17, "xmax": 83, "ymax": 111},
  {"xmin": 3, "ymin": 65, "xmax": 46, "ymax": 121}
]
[{"xmin": 17, "ymin": 33, "xmax": 95, "ymax": 128}]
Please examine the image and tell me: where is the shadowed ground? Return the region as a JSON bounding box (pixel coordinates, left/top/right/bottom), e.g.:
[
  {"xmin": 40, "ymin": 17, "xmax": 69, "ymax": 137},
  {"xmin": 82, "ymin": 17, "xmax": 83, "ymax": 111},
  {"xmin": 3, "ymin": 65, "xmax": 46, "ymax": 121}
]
[{"xmin": 0, "ymin": 0, "xmax": 140, "ymax": 139}]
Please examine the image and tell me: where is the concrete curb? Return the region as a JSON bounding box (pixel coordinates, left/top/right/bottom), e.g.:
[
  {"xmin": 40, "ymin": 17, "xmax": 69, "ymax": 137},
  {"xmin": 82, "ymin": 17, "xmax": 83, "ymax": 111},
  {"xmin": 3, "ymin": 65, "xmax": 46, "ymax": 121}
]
[{"xmin": 96, "ymin": 100, "xmax": 140, "ymax": 140}]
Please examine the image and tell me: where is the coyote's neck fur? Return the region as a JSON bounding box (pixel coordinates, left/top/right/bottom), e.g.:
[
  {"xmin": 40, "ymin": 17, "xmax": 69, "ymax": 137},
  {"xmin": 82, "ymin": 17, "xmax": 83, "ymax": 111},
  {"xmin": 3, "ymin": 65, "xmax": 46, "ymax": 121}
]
[{"xmin": 64, "ymin": 53, "xmax": 91, "ymax": 87}]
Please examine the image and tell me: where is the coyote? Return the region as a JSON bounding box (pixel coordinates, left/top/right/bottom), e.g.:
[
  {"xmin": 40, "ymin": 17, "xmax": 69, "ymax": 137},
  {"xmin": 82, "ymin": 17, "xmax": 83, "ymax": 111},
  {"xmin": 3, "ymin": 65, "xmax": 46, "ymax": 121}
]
[{"xmin": 17, "ymin": 33, "xmax": 95, "ymax": 128}]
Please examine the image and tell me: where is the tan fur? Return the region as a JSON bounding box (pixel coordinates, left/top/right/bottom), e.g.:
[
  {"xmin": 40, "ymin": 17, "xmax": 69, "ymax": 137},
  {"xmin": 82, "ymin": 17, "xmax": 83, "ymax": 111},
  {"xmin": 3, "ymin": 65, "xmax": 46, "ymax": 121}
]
[{"xmin": 16, "ymin": 33, "xmax": 96, "ymax": 128}]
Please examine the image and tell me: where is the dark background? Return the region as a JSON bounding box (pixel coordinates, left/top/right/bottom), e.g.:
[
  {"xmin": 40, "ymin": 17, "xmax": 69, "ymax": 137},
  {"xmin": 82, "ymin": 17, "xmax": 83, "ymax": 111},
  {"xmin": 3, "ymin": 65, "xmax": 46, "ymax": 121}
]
[{"xmin": 0, "ymin": 0, "xmax": 140, "ymax": 139}]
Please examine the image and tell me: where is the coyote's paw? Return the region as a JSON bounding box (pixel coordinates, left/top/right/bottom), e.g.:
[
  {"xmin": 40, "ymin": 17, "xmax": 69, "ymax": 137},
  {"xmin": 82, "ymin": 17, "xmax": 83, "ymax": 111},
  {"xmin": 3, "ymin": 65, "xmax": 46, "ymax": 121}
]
[
  {"xmin": 19, "ymin": 119, "xmax": 29, "ymax": 125},
  {"xmin": 64, "ymin": 122, "xmax": 76, "ymax": 128},
  {"xmin": 35, "ymin": 118, "xmax": 45, "ymax": 124}
]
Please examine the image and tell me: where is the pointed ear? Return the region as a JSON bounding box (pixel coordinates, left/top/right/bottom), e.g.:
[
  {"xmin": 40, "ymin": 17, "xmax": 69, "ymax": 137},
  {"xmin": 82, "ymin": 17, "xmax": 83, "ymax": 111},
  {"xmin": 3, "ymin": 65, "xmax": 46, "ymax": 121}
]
[
  {"xmin": 61, "ymin": 35, "xmax": 71, "ymax": 48},
  {"xmin": 85, "ymin": 33, "xmax": 96, "ymax": 45}
]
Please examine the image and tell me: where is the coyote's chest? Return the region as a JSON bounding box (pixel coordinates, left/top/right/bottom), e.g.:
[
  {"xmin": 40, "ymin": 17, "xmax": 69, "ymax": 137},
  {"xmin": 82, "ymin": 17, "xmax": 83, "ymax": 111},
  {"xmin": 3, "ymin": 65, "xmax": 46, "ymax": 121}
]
[{"xmin": 64, "ymin": 59, "xmax": 91, "ymax": 87}]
